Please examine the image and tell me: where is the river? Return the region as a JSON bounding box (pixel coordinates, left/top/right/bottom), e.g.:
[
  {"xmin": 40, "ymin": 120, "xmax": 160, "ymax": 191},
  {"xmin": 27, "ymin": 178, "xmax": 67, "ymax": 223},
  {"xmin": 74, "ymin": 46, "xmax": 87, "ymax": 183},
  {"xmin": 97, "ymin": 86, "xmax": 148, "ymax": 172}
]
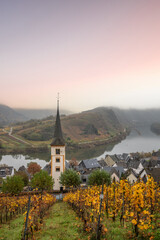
[
  {"xmin": 97, "ymin": 125, "xmax": 160, "ymax": 159},
  {"xmin": 0, "ymin": 125, "xmax": 160, "ymax": 170}
]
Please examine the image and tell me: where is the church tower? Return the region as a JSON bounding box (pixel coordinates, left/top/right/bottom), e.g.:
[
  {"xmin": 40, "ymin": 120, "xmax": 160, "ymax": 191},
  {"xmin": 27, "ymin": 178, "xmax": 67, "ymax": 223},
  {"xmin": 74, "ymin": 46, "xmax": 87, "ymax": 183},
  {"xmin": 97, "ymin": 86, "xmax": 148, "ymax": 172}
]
[{"xmin": 51, "ymin": 95, "xmax": 65, "ymax": 190}]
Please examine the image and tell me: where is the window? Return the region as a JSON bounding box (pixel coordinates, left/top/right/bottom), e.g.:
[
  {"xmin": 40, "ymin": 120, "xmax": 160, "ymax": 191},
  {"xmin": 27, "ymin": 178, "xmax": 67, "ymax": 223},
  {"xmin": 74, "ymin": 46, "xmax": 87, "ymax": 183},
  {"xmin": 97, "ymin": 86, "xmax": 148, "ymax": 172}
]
[
  {"xmin": 56, "ymin": 158, "xmax": 60, "ymax": 163},
  {"xmin": 56, "ymin": 167, "xmax": 60, "ymax": 172},
  {"xmin": 56, "ymin": 149, "xmax": 60, "ymax": 154}
]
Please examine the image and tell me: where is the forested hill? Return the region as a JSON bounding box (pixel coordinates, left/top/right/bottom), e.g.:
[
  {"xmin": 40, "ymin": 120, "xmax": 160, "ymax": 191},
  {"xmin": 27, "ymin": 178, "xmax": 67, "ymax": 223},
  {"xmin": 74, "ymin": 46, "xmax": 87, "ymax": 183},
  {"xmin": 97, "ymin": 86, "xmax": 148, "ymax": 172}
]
[
  {"xmin": 150, "ymin": 123, "xmax": 160, "ymax": 135},
  {"xmin": 11, "ymin": 107, "xmax": 123, "ymax": 143}
]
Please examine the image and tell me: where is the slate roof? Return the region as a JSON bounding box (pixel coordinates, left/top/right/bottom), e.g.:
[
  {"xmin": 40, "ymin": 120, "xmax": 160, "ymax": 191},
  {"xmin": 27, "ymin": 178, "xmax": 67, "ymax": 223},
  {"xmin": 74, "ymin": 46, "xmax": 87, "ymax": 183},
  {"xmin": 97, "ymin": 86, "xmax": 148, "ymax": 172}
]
[
  {"xmin": 110, "ymin": 155, "xmax": 119, "ymax": 163},
  {"xmin": 127, "ymin": 160, "xmax": 140, "ymax": 169},
  {"xmin": 103, "ymin": 166, "xmax": 120, "ymax": 178},
  {"xmin": 51, "ymin": 101, "xmax": 65, "ymax": 146},
  {"xmin": 116, "ymin": 161, "xmax": 128, "ymax": 168},
  {"xmin": 103, "ymin": 166, "xmax": 125, "ymax": 177},
  {"xmin": 141, "ymin": 159, "xmax": 160, "ymax": 168},
  {"xmin": 43, "ymin": 163, "xmax": 51, "ymax": 175},
  {"xmin": 140, "ymin": 159, "xmax": 150, "ymax": 168},
  {"xmin": 122, "ymin": 153, "xmax": 130, "ymax": 161},
  {"xmin": 18, "ymin": 165, "xmax": 31, "ymax": 178},
  {"xmin": 65, "ymin": 160, "xmax": 70, "ymax": 169},
  {"xmin": 116, "ymin": 154, "xmax": 125, "ymax": 161},
  {"xmin": 113, "ymin": 166, "xmax": 125, "ymax": 177},
  {"xmin": 98, "ymin": 159, "xmax": 107, "ymax": 167},
  {"xmin": 145, "ymin": 168, "xmax": 160, "ymax": 182},
  {"xmin": 80, "ymin": 159, "xmax": 101, "ymax": 169},
  {"xmin": 124, "ymin": 168, "xmax": 138, "ymax": 178},
  {"xmin": 103, "ymin": 166, "xmax": 112, "ymax": 173}
]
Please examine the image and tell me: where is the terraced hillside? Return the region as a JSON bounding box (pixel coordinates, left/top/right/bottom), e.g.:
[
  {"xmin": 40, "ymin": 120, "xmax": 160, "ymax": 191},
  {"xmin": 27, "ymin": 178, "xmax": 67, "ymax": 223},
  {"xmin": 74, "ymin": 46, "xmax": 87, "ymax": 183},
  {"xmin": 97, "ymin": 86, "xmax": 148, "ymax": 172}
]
[{"xmin": 8, "ymin": 107, "xmax": 123, "ymax": 146}]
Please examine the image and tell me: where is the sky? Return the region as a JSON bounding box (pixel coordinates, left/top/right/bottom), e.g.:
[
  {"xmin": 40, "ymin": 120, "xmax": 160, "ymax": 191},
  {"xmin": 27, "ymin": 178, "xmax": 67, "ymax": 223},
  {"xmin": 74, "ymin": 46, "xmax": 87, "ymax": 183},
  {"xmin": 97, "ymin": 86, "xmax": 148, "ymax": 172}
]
[{"xmin": 1, "ymin": 0, "xmax": 160, "ymax": 112}]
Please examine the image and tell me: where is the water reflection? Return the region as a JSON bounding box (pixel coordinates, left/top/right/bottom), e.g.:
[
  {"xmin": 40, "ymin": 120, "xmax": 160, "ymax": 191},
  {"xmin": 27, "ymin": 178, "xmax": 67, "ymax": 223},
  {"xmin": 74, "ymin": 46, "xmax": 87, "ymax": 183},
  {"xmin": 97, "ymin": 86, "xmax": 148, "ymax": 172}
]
[
  {"xmin": 1, "ymin": 126, "xmax": 160, "ymax": 170},
  {"xmin": 0, "ymin": 154, "xmax": 47, "ymax": 170},
  {"xmin": 66, "ymin": 144, "xmax": 114, "ymax": 160}
]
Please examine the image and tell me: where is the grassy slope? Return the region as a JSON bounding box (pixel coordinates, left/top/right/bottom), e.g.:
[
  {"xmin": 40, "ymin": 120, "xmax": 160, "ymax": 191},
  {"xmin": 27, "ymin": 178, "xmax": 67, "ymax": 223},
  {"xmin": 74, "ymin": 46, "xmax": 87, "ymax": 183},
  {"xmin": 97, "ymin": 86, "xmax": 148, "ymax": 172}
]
[
  {"xmin": 0, "ymin": 215, "xmax": 24, "ymax": 240},
  {"xmin": 103, "ymin": 218, "xmax": 130, "ymax": 240},
  {"xmin": 35, "ymin": 202, "xmax": 89, "ymax": 240},
  {"xmin": 0, "ymin": 202, "xmax": 88, "ymax": 240}
]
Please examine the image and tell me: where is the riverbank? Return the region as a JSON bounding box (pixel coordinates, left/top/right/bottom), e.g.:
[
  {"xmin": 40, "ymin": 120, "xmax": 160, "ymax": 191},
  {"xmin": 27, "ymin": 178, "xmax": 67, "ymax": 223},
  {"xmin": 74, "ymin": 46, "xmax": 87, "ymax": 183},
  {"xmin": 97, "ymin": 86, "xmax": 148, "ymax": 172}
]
[
  {"xmin": 76, "ymin": 131, "xmax": 128, "ymax": 149},
  {"xmin": 0, "ymin": 130, "xmax": 129, "ymax": 155}
]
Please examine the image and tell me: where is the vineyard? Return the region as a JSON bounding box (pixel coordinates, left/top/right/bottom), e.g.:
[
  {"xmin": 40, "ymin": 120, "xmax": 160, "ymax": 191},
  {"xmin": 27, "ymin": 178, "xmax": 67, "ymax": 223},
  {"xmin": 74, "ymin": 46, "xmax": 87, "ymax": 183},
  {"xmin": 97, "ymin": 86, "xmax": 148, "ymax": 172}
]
[
  {"xmin": 0, "ymin": 192, "xmax": 56, "ymax": 239},
  {"xmin": 64, "ymin": 177, "xmax": 160, "ymax": 239},
  {"xmin": 0, "ymin": 177, "xmax": 160, "ymax": 239}
]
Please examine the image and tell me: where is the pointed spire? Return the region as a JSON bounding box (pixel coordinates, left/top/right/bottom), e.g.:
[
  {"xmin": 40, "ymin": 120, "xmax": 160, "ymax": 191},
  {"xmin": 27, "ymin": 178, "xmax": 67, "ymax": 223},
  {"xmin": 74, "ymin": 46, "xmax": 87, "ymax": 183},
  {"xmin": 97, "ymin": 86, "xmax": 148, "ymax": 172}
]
[{"xmin": 51, "ymin": 93, "xmax": 65, "ymax": 146}]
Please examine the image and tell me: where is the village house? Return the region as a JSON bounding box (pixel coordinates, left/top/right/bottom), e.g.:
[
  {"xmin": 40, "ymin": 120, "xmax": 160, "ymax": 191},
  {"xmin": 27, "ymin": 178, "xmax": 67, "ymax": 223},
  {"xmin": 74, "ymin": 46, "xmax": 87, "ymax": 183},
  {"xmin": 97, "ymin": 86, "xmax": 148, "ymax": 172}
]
[
  {"xmin": 0, "ymin": 166, "xmax": 14, "ymax": 179},
  {"xmin": 18, "ymin": 165, "xmax": 31, "ymax": 180},
  {"xmin": 98, "ymin": 159, "xmax": 107, "ymax": 167},
  {"xmin": 78, "ymin": 159, "xmax": 101, "ymax": 173},
  {"xmin": 152, "ymin": 150, "xmax": 160, "ymax": 160},
  {"xmin": 116, "ymin": 153, "xmax": 131, "ymax": 162},
  {"xmin": 139, "ymin": 168, "xmax": 160, "ymax": 183},
  {"xmin": 124, "ymin": 169, "xmax": 138, "ymax": 184},
  {"xmin": 104, "ymin": 155, "xmax": 118, "ymax": 167},
  {"xmin": 113, "ymin": 161, "xmax": 128, "ymax": 170}
]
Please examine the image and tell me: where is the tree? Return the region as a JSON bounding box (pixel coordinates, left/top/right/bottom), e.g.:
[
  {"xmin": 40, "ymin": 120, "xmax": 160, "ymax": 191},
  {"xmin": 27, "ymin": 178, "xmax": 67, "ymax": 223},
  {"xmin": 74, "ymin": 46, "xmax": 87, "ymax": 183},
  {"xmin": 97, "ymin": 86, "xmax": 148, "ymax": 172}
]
[
  {"xmin": 27, "ymin": 162, "xmax": 41, "ymax": 176},
  {"xmin": 59, "ymin": 169, "xmax": 81, "ymax": 188},
  {"xmin": 88, "ymin": 169, "xmax": 111, "ymax": 186},
  {"xmin": 2, "ymin": 175, "xmax": 24, "ymax": 194},
  {"xmin": 31, "ymin": 170, "xmax": 54, "ymax": 191},
  {"xmin": 15, "ymin": 171, "xmax": 29, "ymax": 186}
]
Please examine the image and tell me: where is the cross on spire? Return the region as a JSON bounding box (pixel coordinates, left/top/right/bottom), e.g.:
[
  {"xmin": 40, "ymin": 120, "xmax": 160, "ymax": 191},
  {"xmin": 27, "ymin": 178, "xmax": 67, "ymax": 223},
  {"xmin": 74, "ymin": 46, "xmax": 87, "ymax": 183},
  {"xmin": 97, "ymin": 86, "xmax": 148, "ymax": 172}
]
[{"xmin": 57, "ymin": 92, "xmax": 60, "ymax": 110}]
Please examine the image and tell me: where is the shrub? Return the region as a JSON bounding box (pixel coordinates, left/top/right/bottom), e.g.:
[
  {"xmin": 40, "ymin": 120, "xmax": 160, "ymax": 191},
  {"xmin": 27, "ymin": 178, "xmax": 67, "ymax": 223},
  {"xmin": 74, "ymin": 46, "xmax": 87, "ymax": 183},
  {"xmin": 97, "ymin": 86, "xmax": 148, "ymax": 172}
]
[
  {"xmin": 88, "ymin": 169, "xmax": 111, "ymax": 186},
  {"xmin": 31, "ymin": 170, "xmax": 54, "ymax": 191},
  {"xmin": 59, "ymin": 169, "xmax": 81, "ymax": 188},
  {"xmin": 2, "ymin": 175, "xmax": 24, "ymax": 194},
  {"xmin": 15, "ymin": 171, "xmax": 29, "ymax": 186}
]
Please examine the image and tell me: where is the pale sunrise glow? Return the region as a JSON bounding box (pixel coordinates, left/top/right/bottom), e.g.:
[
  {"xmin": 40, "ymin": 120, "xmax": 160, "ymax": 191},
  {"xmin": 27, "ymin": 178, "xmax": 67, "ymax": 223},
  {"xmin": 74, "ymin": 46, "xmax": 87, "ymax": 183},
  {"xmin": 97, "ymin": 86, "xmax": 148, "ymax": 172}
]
[{"xmin": 1, "ymin": 0, "xmax": 160, "ymax": 112}]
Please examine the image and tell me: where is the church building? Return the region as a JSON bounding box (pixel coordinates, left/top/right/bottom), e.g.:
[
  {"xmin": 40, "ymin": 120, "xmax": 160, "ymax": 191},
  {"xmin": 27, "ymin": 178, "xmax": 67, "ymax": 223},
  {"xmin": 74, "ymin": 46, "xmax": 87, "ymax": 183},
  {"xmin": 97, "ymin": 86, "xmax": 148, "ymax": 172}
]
[{"xmin": 51, "ymin": 98, "xmax": 65, "ymax": 190}]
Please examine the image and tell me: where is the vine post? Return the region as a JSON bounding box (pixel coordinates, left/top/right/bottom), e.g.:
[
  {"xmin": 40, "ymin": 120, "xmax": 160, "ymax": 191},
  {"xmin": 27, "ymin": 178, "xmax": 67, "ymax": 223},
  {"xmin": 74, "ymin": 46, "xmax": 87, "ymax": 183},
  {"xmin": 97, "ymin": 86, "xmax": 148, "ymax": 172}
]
[
  {"xmin": 96, "ymin": 180, "xmax": 104, "ymax": 240},
  {"xmin": 23, "ymin": 195, "xmax": 31, "ymax": 240}
]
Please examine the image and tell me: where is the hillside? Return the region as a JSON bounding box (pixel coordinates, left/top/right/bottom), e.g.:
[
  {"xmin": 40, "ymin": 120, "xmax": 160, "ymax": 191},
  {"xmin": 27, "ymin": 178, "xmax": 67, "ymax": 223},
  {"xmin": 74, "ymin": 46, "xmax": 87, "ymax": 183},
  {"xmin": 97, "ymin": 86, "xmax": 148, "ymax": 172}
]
[
  {"xmin": 14, "ymin": 108, "xmax": 72, "ymax": 120},
  {"xmin": 10, "ymin": 107, "xmax": 123, "ymax": 145},
  {"xmin": 150, "ymin": 122, "xmax": 160, "ymax": 135},
  {"xmin": 0, "ymin": 104, "xmax": 27, "ymax": 127}
]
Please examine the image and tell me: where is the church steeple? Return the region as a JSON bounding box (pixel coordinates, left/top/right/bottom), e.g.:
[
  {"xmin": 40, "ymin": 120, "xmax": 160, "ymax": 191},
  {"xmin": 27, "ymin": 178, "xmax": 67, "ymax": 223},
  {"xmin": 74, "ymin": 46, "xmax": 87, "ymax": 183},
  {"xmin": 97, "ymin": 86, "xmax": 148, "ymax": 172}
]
[
  {"xmin": 51, "ymin": 94, "xmax": 65, "ymax": 146},
  {"xmin": 51, "ymin": 94, "xmax": 65, "ymax": 190}
]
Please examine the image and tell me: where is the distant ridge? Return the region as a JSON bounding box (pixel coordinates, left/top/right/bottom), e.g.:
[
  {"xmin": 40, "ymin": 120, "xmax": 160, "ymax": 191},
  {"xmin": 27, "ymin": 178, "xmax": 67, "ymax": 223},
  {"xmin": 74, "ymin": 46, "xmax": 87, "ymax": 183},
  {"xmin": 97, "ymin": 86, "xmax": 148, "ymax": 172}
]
[
  {"xmin": 14, "ymin": 108, "xmax": 72, "ymax": 120},
  {"xmin": 0, "ymin": 104, "xmax": 27, "ymax": 127}
]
